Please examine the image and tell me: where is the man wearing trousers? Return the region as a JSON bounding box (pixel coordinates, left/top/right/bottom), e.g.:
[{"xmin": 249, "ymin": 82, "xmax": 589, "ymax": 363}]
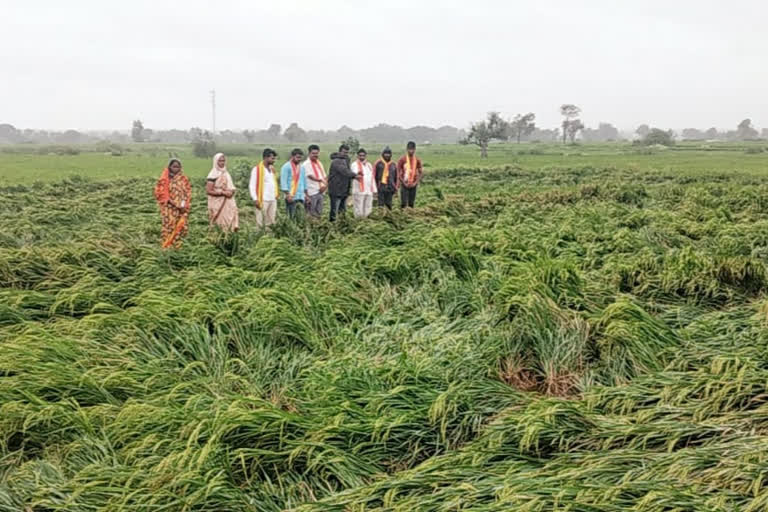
[
  {"xmin": 249, "ymin": 148, "xmax": 279, "ymax": 228},
  {"xmin": 303, "ymin": 144, "xmax": 327, "ymax": 218},
  {"xmin": 351, "ymin": 148, "xmax": 376, "ymax": 218},
  {"xmin": 280, "ymin": 148, "xmax": 307, "ymax": 219},
  {"xmin": 327, "ymin": 144, "xmax": 358, "ymax": 221},
  {"xmin": 397, "ymin": 141, "xmax": 423, "ymax": 209},
  {"xmin": 374, "ymin": 146, "xmax": 397, "ymax": 210}
]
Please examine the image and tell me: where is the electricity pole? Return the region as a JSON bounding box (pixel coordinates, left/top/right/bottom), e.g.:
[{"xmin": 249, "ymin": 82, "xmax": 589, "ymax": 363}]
[{"xmin": 210, "ymin": 89, "xmax": 216, "ymax": 135}]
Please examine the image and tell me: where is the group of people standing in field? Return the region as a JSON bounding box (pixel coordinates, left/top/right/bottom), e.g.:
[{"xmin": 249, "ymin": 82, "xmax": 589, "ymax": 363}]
[{"xmin": 153, "ymin": 142, "xmax": 424, "ymax": 249}]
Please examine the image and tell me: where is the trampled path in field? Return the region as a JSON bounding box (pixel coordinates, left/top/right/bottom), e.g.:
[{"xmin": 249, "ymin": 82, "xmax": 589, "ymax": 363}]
[{"xmin": 1, "ymin": 160, "xmax": 768, "ymax": 511}]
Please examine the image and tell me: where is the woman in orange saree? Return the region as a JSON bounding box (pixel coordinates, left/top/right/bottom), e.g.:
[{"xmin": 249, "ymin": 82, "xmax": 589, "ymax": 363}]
[
  {"xmin": 154, "ymin": 158, "xmax": 191, "ymax": 249},
  {"xmin": 205, "ymin": 152, "xmax": 239, "ymax": 231}
]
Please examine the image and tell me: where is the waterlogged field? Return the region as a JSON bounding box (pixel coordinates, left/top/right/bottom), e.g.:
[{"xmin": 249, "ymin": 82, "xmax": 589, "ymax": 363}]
[{"xmin": 2, "ymin": 144, "xmax": 768, "ymax": 511}]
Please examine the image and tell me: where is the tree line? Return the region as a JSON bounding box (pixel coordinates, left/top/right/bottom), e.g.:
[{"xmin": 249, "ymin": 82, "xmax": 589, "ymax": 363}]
[
  {"xmin": 462, "ymin": 107, "xmax": 767, "ymax": 157},
  {"xmin": 1, "ymin": 115, "xmax": 765, "ymax": 151}
]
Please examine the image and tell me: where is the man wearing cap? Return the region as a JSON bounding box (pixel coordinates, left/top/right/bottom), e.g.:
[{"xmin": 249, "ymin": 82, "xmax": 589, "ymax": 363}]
[
  {"xmin": 374, "ymin": 146, "xmax": 398, "ymax": 210},
  {"xmin": 397, "ymin": 141, "xmax": 423, "ymax": 209}
]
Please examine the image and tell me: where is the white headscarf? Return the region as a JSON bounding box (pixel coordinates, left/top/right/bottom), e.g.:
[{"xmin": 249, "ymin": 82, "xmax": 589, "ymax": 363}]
[{"xmin": 206, "ymin": 152, "xmax": 235, "ymax": 190}]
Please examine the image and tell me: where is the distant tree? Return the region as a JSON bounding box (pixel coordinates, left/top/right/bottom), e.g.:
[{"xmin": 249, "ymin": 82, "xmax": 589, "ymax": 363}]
[
  {"xmin": 560, "ymin": 104, "xmax": 582, "ymax": 144},
  {"xmin": 342, "ymin": 136, "xmax": 360, "ymax": 154},
  {"xmin": 242, "ymin": 129, "xmax": 256, "ymax": 143},
  {"xmin": 266, "ymin": 123, "xmax": 282, "ymax": 140},
  {"xmin": 635, "ymin": 124, "xmax": 650, "ymax": 138},
  {"xmin": 0, "ymin": 123, "xmax": 22, "ymax": 143},
  {"xmin": 284, "ymin": 122, "xmax": 307, "ymax": 143},
  {"xmin": 57, "ymin": 129, "xmax": 84, "ymax": 144},
  {"xmin": 509, "ymin": 112, "xmax": 536, "ymax": 143},
  {"xmin": 736, "ymin": 119, "xmax": 759, "ymax": 140},
  {"xmin": 461, "ymin": 112, "xmax": 508, "ymax": 158},
  {"xmin": 565, "ymin": 119, "xmax": 584, "ymax": 144},
  {"xmin": 762, "ymin": 128, "xmax": 768, "ymax": 139},
  {"xmin": 582, "ymin": 122, "xmax": 619, "ymax": 142},
  {"xmin": 705, "ymin": 127, "xmax": 719, "ymax": 140},
  {"xmin": 681, "ymin": 128, "xmax": 705, "ymax": 140},
  {"xmin": 131, "ymin": 120, "xmax": 145, "ymax": 143},
  {"xmin": 192, "ymin": 130, "xmax": 217, "ymax": 158},
  {"xmin": 188, "ymin": 127, "xmax": 203, "ymax": 142},
  {"xmin": 641, "ymin": 128, "xmax": 675, "ymax": 146}
]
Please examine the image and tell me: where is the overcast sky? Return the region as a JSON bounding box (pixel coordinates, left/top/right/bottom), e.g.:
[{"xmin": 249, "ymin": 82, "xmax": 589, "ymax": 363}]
[{"xmin": 2, "ymin": 0, "xmax": 766, "ymax": 132}]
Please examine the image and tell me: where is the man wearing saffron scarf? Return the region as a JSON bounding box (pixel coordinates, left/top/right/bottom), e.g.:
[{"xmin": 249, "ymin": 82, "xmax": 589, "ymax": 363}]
[
  {"xmin": 397, "ymin": 141, "xmax": 423, "ymax": 209},
  {"xmin": 280, "ymin": 148, "xmax": 307, "ymax": 219},
  {"xmin": 154, "ymin": 158, "xmax": 191, "ymax": 249},
  {"xmin": 249, "ymin": 148, "xmax": 279, "ymax": 228},
  {"xmin": 303, "ymin": 144, "xmax": 327, "ymax": 218},
  {"xmin": 374, "ymin": 146, "xmax": 397, "ymax": 210},
  {"xmin": 351, "ymin": 148, "xmax": 376, "ymax": 218}
]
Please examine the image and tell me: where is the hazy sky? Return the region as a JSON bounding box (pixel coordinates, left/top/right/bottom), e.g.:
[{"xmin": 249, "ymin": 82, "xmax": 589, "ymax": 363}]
[{"xmin": 2, "ymin": 0, "xmax": 766, "ymax": 132}]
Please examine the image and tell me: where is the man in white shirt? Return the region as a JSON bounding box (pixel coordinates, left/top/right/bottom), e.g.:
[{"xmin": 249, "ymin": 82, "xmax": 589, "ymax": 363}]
[
  {"xmin": 351, "ymin": 148, "xmax": 376, "ymax": 218},
  {"xmin": 249, "ymin": 148, "xmax": 279, "ymax": 228},
  {"xmin": 303, "ymin": 144, "xmax": 327, "ymax": 218}
]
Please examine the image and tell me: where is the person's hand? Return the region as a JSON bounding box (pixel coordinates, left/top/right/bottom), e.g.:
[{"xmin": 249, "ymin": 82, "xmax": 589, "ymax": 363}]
[
  {"xmin": 227, "ymin": 190, "xmax": 235, "ymax": 198},
  {"xmin": 286, "ymin": 195, "xmax": 294, "ymax": 203},
  {"xmin": 254, "ymin": 200, "xmax": 261, "ymax": 210}
]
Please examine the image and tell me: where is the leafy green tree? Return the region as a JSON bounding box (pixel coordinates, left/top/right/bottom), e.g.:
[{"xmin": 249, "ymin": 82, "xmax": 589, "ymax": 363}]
[
  {"xmin": 284, "ymin": 123, "xmax": 307, "ymax": 143},
  {"xmin": 192, "ymin": 130, "xmax": 217, "ymax": 158},
  {"xmin": 131, "ymin": 120, "xmax": 145, "ymax": 143},
  {"xmin": 342, "ymin": 136, "xmax": 360, "ymax": 154},
  {"xmin": 242, "ymin": 130, "xmax": 256, "ymax": 143},
  {"xmin": 560, "ymin": 104, "xmax": 582, "ymax": 144},
  {"xmin": 266, "ymin": 124, "xmax": 282, "ymax": 141},
  {"xmin": 509, "ymin": 113, "xmax": 536, "ymax": 143},
  {"xmin": 641, "ymin": 128, "xmax": 675, "ymax": 146},
  {"xmin": 461, "ymin": 112, "xmax": 508, "ymax": 158},
  {"xmin": 736, "ymin": 119, "xmax": 758, "ymax": 140},
  {"xmin": 635, "ymin": 124, "xmax": 650, "ymax": 138}
]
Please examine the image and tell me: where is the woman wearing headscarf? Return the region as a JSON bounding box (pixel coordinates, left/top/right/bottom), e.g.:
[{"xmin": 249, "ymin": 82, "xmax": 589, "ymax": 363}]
[
  {"xmin": 154, "ymin": 158, "xmax": 191, "ymax": 249},
  {"xmin": 205, "ymin": 152, "xmax": 239, "ymax": 231}
]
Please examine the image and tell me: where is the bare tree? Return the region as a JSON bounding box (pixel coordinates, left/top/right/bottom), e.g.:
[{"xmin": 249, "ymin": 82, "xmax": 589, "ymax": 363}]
[{"xmin": 461, "ymin": 112, "xmax": 508, "ymax": 158}]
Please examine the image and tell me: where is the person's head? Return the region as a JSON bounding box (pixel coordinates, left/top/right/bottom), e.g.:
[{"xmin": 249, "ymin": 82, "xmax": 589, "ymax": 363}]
[
  {"xmin": 213, "ymin": 152, "xmax": 226, "ymax": 170},
  {"xmin": 262, "ymin": 148, "xmax": 277, "ymax": 165},
  {"xmin": 308, "ymin": 144, "xmax": 320, "ymax": 161},
  {"xmin": 357, "ymin": 148, "xmax": 367, "ymax": 161},
  {"xmin": 382, "ymin": 146, "xmax": 392, "ymax": 162},
  {"xmin": 338, "ymin": 144, "xmax": 350, "ymax": 158},
  {"xmin": 291, "ymin": 148, "xmax": 304, "ymax": 163},
  {"xmin": 168, "ymin": 158, "xmax": 182, "ymax": 174},
  {"xmin": 406, "ymin": 141, "xmax": 416, "ymax": 156}
]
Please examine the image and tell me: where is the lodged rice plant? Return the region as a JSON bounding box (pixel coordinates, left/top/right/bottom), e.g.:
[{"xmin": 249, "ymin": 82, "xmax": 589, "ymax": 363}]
[{"xmin": 1, "ymin": 155, "xmax": 768, "ymax": 511}]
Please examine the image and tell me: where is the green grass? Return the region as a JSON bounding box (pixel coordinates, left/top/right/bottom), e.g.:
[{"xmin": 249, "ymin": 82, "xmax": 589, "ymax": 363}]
[
  {"xmin": 2, "ymin": 141, "xmax": 768, "ymax": 184},
  {"xmin": 1, "ymin": 143, "xmax": 768, "ymax": 510}
]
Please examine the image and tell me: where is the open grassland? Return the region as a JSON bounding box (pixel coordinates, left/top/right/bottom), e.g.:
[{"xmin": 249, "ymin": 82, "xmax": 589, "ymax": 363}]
[
  {"xmin": 2, "ymin": 144, "xmax": 768, "ymax": 510},
  {"xmin": 2, "ymin": 141, "xmax": 768, "ymax": 183}
]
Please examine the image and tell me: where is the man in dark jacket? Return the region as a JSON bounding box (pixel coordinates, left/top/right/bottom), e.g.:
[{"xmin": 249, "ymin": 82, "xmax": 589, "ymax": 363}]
[
  {"xmin": 374, "ymin": 146, "xmax": 398, "ymax": 210},
  {"xmin": 327, "ymin": 144, "xmax": 358, "ymax": 221}
]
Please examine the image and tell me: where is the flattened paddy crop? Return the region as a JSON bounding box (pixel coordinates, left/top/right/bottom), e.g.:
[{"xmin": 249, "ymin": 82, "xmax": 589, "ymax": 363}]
[{"xmin": 2, "ymin": 149, "xmax": 768, "ymax": 511}]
